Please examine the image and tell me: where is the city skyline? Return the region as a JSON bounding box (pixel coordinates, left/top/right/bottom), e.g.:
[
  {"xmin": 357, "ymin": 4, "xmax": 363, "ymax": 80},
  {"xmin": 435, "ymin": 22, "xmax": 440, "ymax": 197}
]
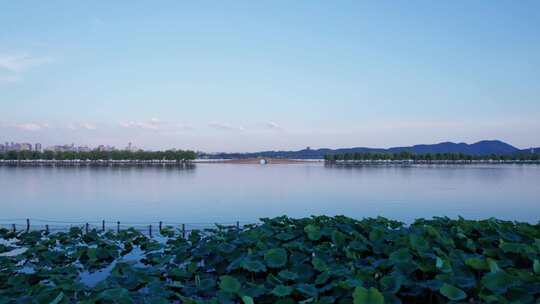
[
  {"xmin": 2, "ymin": 1, "xmax": 540, "ymax": 152},
  {"xmin": 0, "ymin": 138, "xmax": 538, "ymax": 155}
]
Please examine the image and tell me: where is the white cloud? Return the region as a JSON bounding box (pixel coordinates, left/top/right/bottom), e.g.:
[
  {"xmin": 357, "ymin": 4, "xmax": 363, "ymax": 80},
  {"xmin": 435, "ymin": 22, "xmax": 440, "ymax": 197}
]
[
  {"xmin": 174, "ymin": 123, "xmax": 194, "ymax": 130},
  {"xmin": 120, "ymin": 118, "xmax": 162, "ymax": 130},
  {"xmin": 0, "ymin": 53, "xmax": 52, "ymax": 84},
  {"xmin": 68, "ymin": 122, "xmax": 97, "ymax": 130},
  {"xmin": 120, "ymin": 118, "xmax": 191, "ymax": 131},
  {"xmin": 0, "ymin": 53, "xmax": 52, "ymax": 73},
  {"xmin": 265, "ymin": 121, "xmax": 282, "ymax": 130},
  {"xmin": 13, "ymin": 122, "xmax": 49, "ymax": 131},
  {"xmin": 208, "ymin": 122, "xmax": 245, "ymax": 131}
]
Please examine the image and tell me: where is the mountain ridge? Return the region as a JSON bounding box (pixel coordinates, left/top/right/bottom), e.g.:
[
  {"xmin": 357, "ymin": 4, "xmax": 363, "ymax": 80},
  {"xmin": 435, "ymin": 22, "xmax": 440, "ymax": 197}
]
[{"xmin": 204, "ymin": 140, "xmax": 539, "ymax": 159}]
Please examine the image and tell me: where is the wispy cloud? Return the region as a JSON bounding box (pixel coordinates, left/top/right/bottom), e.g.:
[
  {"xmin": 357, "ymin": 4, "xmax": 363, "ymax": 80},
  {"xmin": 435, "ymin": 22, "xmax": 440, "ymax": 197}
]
[
  {"xmin": 0, "ymin": 53, "xmax": 52, "ymax": 73},
  {"xmin": 0, "ymin": 53, "xmax": 52, "ymax": 83},
  {"xmin": 68, "ymin": 122, "xmax": 97, "ymax": 130},
  {"xmin": 120, "ymin": 118, "xmax": 192, "ymax": 131},
  {"xmin": 264, "ymin": 121, "xmax": 283, "ymax": 130},
  {"xmin": 13, "ymin": 122, "xmax": 50, "ymax": 131},
  {"xmin": 208, "ymin": 122, "xmax": 245, "ymax": 131},
  {"xmin": 120, "ymin": 118, "xmax": 162, "ymax": 130}
]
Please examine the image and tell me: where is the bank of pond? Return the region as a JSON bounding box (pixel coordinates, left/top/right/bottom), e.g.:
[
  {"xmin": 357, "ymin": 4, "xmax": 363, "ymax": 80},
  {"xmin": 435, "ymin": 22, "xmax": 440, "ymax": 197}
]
[
  {"xmin": 0, "ymin": 150, "xmax": 197, "ymax": 162},
  {"xmin": 1, "ymin": 216, "xmax": 540, "ymax": 303},
  {"xmin": 325, "ymin": 152, "xmax": 540, "ymax": 163}
]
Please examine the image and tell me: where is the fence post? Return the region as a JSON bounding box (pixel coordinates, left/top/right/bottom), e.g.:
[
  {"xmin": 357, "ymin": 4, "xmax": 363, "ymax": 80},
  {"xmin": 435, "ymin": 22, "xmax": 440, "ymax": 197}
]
[
  {"xmin": 149, "ymin": 224, "xmax": 152, "ymax": 237},
  {"xmin": 102, "ymin": 220, "xmax": 105, "ymax": 232},
  {"xmin": 85, "ymin": 223, "xmax": 89, "ymax": 234},
  {"xmin": 11, "ymin": 224, "xmax": 16, "ymax": 233},
  {"xmin": 182, "ymin": 224, "xmax": 186, "ymax": 239},
  {"xmin": 26, "ymin": 218, "xmax": 30, "ymax": 233},
  {"xmin": 159, "ymin": 221, "xmax": 162, "ymax": 233},
  {"xmin": 45, "ymin": 225, "xmax": 49, "ymax": 234},
  {"xmin": 117, "ymin": 221, "xmax": 120, "ymax": 233}
]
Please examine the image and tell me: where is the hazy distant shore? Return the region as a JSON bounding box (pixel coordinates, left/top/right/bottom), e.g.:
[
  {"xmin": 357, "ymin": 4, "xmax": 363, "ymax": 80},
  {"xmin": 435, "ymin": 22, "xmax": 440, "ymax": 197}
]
[{"xmin": 1, "ymin": 158, "xmax": 539, "ymax": 167}]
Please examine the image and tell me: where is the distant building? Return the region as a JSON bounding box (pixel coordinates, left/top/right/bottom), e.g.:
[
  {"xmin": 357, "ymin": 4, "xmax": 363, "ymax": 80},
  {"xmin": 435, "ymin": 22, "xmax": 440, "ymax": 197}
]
[
  {"xmin": 0, "ymin": 144, "xmax": 4, "ymax": 153},
  {"xmin": 20, "ymin": 143, "xmax": 32, "ymax": 151},
  {"xmin": 35, "ymin": 143, "xmax": 42, "ymax": 152},
  {"xmin": 78, "ymin": 146, "xmax": 90, "ymax": 152},
  {"xmin": 97, "ymin": 145, "xmax": 116, "ymax": 152},
  {"xmin": 125, "ymin": 142, "xmax": 139, "ymax": 152}
]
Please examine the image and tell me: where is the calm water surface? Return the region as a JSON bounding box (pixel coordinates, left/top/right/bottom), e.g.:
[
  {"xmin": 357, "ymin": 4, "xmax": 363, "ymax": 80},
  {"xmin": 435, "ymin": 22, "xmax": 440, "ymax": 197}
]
[{"xmin": 1, "ymin": 164, "xmax": 539, "ymax": 224}]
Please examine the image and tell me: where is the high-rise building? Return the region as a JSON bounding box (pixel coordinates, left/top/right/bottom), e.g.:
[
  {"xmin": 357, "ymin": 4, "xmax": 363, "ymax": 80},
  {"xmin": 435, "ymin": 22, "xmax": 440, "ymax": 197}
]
[
  {"xmin": 20, "ymin": 143, "xmax": 32, "ymax": 151},
  {"xmin": 35, "ymin": 143, "xmax": 42, "ymax": 152}
]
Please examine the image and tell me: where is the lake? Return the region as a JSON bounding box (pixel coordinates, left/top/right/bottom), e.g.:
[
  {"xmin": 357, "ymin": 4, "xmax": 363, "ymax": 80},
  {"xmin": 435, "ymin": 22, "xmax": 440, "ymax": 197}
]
[{"xmin": 1, "ymin": 163, "xmax": 539, "ymax": 228}]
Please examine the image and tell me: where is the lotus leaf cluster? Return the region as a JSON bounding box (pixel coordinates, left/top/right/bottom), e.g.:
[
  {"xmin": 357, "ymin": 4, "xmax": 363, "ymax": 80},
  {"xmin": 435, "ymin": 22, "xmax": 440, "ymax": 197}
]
[{"xmin": 1, "ymin": 216, "xmax": 540, "ymax": 303}]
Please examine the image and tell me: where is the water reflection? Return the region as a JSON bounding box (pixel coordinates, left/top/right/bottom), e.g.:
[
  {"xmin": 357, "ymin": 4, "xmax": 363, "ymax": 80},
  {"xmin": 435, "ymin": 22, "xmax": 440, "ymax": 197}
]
[{"xmin": 1, "ymin": 164, "xmax": 539, "ymax": 224}]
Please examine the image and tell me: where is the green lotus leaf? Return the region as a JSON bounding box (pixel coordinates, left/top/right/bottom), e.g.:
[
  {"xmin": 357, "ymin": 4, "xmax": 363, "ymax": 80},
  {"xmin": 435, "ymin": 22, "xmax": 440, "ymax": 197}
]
[
  {"xmin": 439, "ymin": 283, "xmax": 467, "ymax": 301},
  {"xmin": 296, "ymin": 283, "xmax": 318, "ymax": 297},
  {"xmin": 219, "ymin": 275, "xmax": 241, "ymax": 294},
  {"xmin": 275, "ymin": 299, "xmax": 295, "ymax": 304},
  {"xmin": 49, "ymin": 292, "xmax": 64, "ymax": 304},
  {"xmin": 389, "ymin": 248, "xmax": 411, "ymax": 264},
  {"xmin": 487, "ymin": 258, "xmax": 501, "ymax": 273},
  {"xmin": 312, "ymin": 256, "xmax": 328, "ymax": 272},
  {"xmin": 275, "ymin": 232, "xmax": 296, "ymax": 241},
  {"xmin": 304, "ymin": 225, "xmax": 321, "ymax": 241},
  {"xmin": 331, "ymin": 230, "xmax": 347, "ymax": 246},
  {"xmin": 218, "ymin": 243, "xmax": 236, "ymax": 253},
  {"xmin": 348, "ymin": 241, "xmax": 368, "ymax": 252},
  {"xmin": 369, "ymin": 229, "xmax": 385, "ymax": 242},
  {"xmin": 481, "ymin": 271, "xmax": 516, "ymax": 294},
  {"xmin": 272, "ymin": 285, "xmax": 293, "ymax": 297},
  {"xmin": 241, "ymin": 295, "xmax": 254, "ymax": 304},
  {"xmin": 278, "ymin": 270, "xmax": 299, "ymax": 281},
  {"xmin": 242, "ymin": 260, "xmax": 267, "ymax": 273},
  {"xmin": 315, "ymin": 272, "xmax": 330, "ymax": 285},
  {"xmin": 465, "ymin": 257, "xmax": 489, "ymax": 270},
  {"xmin": 499, "ymin": 241, "xmax": 527, "ymax": 254},
  {"xmin": 435, "ymin": 256, "xmax": 452, "ymax": 273},
  {"xmin": 5, "ymin": 215, "xmax": 540, "ymax": 302},
  {"xmin": 380, "ymin": 273, "xmax": 404, "ymax": 294},
  {"xmin": 96, "ymin": 288, "xmax": 133, "ymax": 303},
  {"xmin": 353, "ymin": 286, "xmax": 384, "ymax": 304},
  {"xmin": 243, "ymin": 283, "xmax": 268, "ymax": 298},
  {"xmin": 409, "ymin": 234, "xmax": 429, "ymax": 253},
  {"xmin": 264, "ymin": 248, "xmax": 287, "ymax": 268}
]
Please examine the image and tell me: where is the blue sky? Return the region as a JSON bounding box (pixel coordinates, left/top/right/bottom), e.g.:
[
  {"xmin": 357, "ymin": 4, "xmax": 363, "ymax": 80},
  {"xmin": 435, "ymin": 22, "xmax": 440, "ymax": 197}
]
[{"xmin": 1, "ymin": 1, "xmax": 539, "ymax": 152}]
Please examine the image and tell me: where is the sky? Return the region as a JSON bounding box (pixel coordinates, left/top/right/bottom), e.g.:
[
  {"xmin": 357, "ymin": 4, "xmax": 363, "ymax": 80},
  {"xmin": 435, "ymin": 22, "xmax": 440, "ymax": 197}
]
[{"xmin": 1, "ymin": 1, "xmax": 539, "ymax": 152}]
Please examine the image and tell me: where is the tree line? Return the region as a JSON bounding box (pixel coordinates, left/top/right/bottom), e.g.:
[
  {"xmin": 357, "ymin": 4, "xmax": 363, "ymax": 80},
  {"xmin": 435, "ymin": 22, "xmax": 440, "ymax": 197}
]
[
  {"xmin": 0, "ymin": 149, "xmax": 197, "ymax": 161},
  {"xmin": 324, "ymin": 151, "xmax": 540, "ymax": 161}
]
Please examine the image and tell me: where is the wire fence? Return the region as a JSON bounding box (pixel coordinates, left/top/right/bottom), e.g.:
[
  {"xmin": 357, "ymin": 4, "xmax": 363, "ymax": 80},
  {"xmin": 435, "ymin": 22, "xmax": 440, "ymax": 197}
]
[{"xmin": 0, "ymin": 218, "xmax": 257, "ymax": 237}]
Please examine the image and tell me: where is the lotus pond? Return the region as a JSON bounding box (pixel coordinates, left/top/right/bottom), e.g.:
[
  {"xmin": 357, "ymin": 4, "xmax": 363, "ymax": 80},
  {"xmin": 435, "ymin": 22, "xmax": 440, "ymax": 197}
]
[{"xmin": 1, "ymin": 216, "xmax": 540, "ymax": 303}]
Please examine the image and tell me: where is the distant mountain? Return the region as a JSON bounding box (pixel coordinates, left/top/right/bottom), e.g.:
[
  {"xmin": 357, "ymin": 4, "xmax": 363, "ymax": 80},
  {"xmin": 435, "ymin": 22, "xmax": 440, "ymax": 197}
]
[
  {"xmin": 387, "ymin": 140, "xmax": 520, "ymax": 155},
  {"xmin": 203, "ymin": 140, "xmax": 537, "ymax": 159},
  {"xmin": 521, "ymin": 147, "xmax": 540, "ymax": 154}
]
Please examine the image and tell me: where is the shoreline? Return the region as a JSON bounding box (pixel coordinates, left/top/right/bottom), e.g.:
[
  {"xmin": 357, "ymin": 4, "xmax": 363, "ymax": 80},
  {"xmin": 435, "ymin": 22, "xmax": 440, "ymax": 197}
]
[{"xmin": 1, "ymin": 158, "xmax": 539, "ymax": 166}]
